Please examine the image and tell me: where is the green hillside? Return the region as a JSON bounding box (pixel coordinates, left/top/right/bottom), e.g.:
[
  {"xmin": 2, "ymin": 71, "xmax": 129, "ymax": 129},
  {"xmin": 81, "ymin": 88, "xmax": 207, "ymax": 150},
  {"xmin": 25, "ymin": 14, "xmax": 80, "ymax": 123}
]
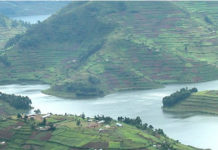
[
  {"xmin": 0, "ymin": 14, "xmax": 27, "ymax": 50},
  {"xmin": 0, "ymin": 114, "xmax": 199, "ymax": 150},
  {"xmin": 1, "ymin": 2, "xmax": 218, "ymax": 98},
  {"xmin": 0, "ymin": 91, "xmax": 198, "ymax": 149},
  {"xmin": 163, "ymin": 90, "xmax": 218, "ymax": 116}
]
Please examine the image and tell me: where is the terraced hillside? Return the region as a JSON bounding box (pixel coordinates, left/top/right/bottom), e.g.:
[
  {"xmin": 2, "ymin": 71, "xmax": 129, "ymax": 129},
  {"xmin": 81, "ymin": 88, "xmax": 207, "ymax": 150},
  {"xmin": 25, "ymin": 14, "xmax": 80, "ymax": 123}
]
[
  {"xmin": 173, "ymin": 2, "xmax": 218, "ymax": 65},
  {"xmin": 0, "ymin": 14, "xmax": 27, "ymax": 49},
  {"xmin": 163, "ymin": 90, "xmax": 218, "ymax": 116},
  {"xmin": 1, "ymin": 2, "xmax": 218, "ymax": 98},
  {"xmin": 0, "ymin": 115, "xmax": 198, "ymax": 150}
]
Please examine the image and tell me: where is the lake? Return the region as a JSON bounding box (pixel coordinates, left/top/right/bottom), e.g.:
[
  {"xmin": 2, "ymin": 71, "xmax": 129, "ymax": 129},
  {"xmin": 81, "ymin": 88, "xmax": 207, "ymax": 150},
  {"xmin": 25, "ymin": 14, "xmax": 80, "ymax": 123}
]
[
  {"xmin": 12, "ymin": 15, "xmax": 51, "ymax": 24},
  {"xmin": 0, "ymin": 80, "xmax": 218, "ymax": 149}
]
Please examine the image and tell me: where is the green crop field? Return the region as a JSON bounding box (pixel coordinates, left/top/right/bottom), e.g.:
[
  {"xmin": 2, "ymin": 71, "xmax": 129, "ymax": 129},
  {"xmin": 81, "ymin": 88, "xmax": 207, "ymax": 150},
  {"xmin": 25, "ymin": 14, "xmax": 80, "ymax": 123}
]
[{"xmin": 163, "ymin": 90, "xmax": 218, "ymax": 116}]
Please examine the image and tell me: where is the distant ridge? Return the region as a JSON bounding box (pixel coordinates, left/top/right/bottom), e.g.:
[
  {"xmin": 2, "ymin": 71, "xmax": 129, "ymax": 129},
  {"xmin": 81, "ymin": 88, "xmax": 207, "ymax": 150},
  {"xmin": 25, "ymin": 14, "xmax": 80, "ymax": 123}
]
[{"xmin": 0, "ymin": 14, "xmax": 27, "ymax": 50}]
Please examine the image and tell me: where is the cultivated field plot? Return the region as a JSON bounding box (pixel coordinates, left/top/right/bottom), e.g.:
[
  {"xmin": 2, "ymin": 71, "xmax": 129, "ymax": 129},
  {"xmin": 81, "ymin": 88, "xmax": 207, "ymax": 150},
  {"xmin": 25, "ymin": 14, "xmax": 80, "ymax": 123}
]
[{"xmin": 0, "ymin": 115, "xmax": 197, "ymax": 150}]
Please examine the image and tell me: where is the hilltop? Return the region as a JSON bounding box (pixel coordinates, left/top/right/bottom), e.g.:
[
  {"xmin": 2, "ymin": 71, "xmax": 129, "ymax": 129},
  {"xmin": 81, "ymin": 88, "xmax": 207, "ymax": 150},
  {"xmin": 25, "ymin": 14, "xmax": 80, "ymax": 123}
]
[
  {"xmin": 163, "ymin": 90, "xmax": 218, "ymax": 116},
  {"xmin": 1, "ymin": 2, "xmax": 218, "ymax": 98}
]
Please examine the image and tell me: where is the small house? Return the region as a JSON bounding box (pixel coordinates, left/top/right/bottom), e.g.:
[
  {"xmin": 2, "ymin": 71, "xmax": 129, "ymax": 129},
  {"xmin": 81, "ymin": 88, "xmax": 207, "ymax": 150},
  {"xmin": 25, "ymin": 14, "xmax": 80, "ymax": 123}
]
[
  {"xmin": 27, "ymin": 114, "xmax": 36, "ymax": 119},
  {"xmin": 116, "ymin": 123, "xmax": 123, "ymax": 127},
  {"xmin": 98, "ymin": 120, "xmax": 105, "ymax": 124},
  {"xmin": 37, "ymin": 126, "xmax": 50, "ymax": 131},
  {"xmin": 88, "ymin": 119, "xmax": 93, "ymax": 122},
  {"xmin": 42, "ymin": 113, "xmax": 51, "ymax": 118},
  {"xmin": 105, "ymin": 125, "xmax": 110, "ymax": 129},
  {"xmin": 14, "ymin": 126, "xmax": 22, "ymax": 130},
  {"xmin": 98, "ymin": 128, "xmax": 109, "ymax": 133},
  {"xmin": 99, "ymin": 128, "xmax": 104, "ymax": 132}
]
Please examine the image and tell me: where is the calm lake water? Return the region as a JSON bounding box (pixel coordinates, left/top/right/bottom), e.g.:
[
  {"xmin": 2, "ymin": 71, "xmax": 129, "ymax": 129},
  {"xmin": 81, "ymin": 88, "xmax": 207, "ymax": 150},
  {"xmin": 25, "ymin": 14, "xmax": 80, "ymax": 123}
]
[
  {"xmin": 0, "ymin": 80, "xmax": 218, "ymax": 149},
  {"xmin": 12, "ymin": 15, "xmax": 51, "ymax": 24}
]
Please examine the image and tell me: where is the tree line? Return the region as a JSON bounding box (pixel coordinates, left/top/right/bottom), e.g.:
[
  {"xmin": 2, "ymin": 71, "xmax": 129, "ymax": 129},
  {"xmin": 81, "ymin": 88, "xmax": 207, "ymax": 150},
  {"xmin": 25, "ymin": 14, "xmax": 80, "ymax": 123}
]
[
  {"xmin": 117, "ymin": 116, "xmax": 165, "ymax": 136},
  {"xmin": 0, "ymin": 92, "xmax": 32, "ymax": 109},
  {"xmin": 93, "ymin": 115, "xmax": 165, "ymax": 136},
  {"xmin": 162, "ymin": 87, "xmax": 198, "ymax": 107}
]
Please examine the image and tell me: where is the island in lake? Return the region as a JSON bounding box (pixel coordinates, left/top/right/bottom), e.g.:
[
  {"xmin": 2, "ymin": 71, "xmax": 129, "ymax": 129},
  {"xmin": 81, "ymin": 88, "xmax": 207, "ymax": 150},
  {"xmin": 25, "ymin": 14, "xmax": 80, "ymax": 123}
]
[{"xmin": 163, "ymin": 88, "xmax": 218, "ymax": 116}]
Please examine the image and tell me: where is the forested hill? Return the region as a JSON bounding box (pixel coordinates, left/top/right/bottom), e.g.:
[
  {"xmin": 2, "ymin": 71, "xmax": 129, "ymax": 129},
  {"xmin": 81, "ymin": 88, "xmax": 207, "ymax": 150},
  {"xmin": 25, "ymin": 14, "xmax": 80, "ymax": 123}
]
[{"xmin": 1, "ymin": 2, "xmax": 218, "ymax": 98}]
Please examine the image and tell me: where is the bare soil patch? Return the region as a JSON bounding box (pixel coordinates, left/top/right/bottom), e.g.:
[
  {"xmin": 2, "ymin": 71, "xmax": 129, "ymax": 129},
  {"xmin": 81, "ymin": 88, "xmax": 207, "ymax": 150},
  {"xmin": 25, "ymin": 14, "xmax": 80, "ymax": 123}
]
[
  {"xmin": 82, "ymin": 141, "xmax": 109, "ymax": 149},
  {"xmin": 0, "ymin": 126, "xmax": 14, "ymax": 139}
]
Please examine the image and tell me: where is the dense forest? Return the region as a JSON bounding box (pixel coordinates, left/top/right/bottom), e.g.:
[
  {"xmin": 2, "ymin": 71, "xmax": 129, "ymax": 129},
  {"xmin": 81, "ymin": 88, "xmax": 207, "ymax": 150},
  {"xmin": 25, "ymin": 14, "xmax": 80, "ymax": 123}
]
[
  {"xmin": 0, "ymin": 92, "xmax": 32, "ymax": 109},
  {"xmin": 162, "ymin": 88, "xmax": 198, "ymax": 107}
]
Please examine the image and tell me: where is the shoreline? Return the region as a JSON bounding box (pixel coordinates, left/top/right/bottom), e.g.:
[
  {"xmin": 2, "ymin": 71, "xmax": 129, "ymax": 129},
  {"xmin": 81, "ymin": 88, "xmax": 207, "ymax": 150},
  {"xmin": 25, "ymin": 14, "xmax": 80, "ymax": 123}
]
[{"xmin": 0, "ymin": 78, "xmax": 218, "ymax": 99}]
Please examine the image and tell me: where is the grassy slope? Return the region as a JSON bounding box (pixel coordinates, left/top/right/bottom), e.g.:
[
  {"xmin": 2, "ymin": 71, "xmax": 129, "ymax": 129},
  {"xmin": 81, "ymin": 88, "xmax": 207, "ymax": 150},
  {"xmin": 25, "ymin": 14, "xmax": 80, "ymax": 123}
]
[
  {"xmin": 0, "ymin": 100, "xmax": 28, "ymax": 119},
  {"xmin": 163, "ymin": 90, "xmax": 218, "ymax": 116},
  {"xmin": 0, "ymin": 14, "xmax": 27, "ymax": 50},
  {"xmin": 0, "ymin": 115, "xmax": 199, "ymax": 150},
  {"xmin": 1, "ymin": 2, "xmax": 218, "ymax": 98}
]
